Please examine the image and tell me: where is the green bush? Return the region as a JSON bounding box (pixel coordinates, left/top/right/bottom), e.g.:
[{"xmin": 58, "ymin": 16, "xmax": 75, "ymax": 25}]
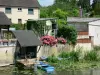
[
  {"xmin": 69, "ymin": 50, "xmax": 80, "ymax": 61},
  {"xmin": 59, "ymin": 52, "xmax": 69, "ymax": 58},
  {"xmin": 10, "ymin": 24, "xmax": 25, "ymax": 30},
  {"xmin": 84, "ymin": 50, "xmax": 98, "ymax": 61},
  {"xmin": 57, "ymin": 25, "xmax": 77, "ymax": 45},
  {"xmin": 46, "ymin": 55, "xmax": 59, "ymax": 63},
  {"xmin": 93, "ymin": 46, "xmax": 100, "ymax": 51},
  {"xmin": 52, "ymin": 8, "xmax": 68, "ymax": 19}
]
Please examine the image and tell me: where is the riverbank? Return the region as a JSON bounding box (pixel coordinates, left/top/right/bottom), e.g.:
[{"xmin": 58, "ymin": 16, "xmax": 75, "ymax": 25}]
[
  {"xmin": 46, "ymin": 48, "xmax": 100, "ymax": 71},
  {"xmin": 50, "ymin": 61, "xmax": 100, "ymax": 71}
]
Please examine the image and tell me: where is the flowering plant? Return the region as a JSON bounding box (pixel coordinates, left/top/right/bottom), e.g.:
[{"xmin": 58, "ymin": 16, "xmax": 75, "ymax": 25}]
[
  {"xmin": 57, "ymin": 37, "xmax": 67, "ymax": 44},
  {"xmin": 40, "ymin": 35, "xmax": 57, "ymax": 46}
]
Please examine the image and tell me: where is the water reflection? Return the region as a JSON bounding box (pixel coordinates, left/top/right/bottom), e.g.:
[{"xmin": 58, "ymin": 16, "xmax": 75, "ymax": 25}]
[
  {"xmin": 55, "ymin": 69, "xmax": 100, "ymax": 75},
  {"xmin": 1, "ymin": 67, "xmax": 100, "ymax": 75}
]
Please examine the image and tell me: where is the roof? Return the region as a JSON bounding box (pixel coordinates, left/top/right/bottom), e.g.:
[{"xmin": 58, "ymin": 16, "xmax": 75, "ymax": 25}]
[
  {"xmin": 69, "ymin": 24, "xmax": 88, "ymax": 32},
  {"xmin": 67, "ymin": 17, "xmax": 100, "ymax": 23},
  {"xmin": 12, "ymin": 30, "xmax": 42, "ymax": 47},
  {"xmin": 89, "ymin": 20, "xmax": 100, "ymax": 26},
  {"xmin": 0, "ymin": 0, "xmax": 40, "ymax": 8},
  {"xmin": 27, "ymin": 18, "xmax": 57, "ymax": 21},
  {"xmin": 0, "ymin": 12, "xmax": 12, "ymax": 25}
]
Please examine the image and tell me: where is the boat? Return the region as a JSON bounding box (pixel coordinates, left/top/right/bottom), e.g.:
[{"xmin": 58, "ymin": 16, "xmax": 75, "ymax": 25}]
[{"xmin": 37, "ymin": 61, "xmax": 55, "ymax": 74}]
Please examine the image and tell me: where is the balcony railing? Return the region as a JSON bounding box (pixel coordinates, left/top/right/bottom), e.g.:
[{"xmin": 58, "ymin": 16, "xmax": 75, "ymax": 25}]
[{"xmin": 0, "ymin": 39, "xmax": 17, "ymax": 47}]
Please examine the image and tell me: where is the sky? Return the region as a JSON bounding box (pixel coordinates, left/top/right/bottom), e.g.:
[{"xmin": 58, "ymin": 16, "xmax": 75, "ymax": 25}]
[
  {"xmin": 38, "ymin": 0, "xmax": 93, "ymax": 6},
  {"xmin": 38, "ymin": 0, "xmax": 54, "ymax": 6}
]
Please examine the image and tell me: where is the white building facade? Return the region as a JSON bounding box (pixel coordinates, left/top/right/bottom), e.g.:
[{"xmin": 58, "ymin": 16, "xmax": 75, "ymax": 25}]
[
  {"xmin": 89, "ymin": 20, "xmax": 100, "ymax": 46},
  {"xmin": 0, "ymin": 0, "xmax": 40, "ymax": 24}
]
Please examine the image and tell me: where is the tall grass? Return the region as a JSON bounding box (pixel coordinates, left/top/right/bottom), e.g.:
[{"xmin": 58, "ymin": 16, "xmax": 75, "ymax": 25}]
[
  {"xmin": 69, "ymin": 50, "xmax": 80, "ymax": 61},
  {"xmin": 59, "ymin": 51, "xmax": 69, "ymax": 58},
  {"xmin": 93, "ymin": 46, "xmax": 100, "ymax": 51},
  {"xmin": 59, "ymin": 50, "xmax": 80, "ymax": 61},
  {"xmin": 46, "ymin": 48, "xmax": 100, "ymax": 71},
  {"xmin": 84, "ymin": 50, "xmax": 98, "ymax": 61},
  {"xmin": 46, "ymin": 55, "xmax": 59, "ymax": 63},
  {"xmin": 59, "ymin": 49, "xmax": 99, "ymax": 62}
]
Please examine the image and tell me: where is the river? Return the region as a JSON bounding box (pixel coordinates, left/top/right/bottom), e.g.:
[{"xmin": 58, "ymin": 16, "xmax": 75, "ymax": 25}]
[{"xmin": 1, "ymin": 66, "xmax": 100, "ymax": 75}]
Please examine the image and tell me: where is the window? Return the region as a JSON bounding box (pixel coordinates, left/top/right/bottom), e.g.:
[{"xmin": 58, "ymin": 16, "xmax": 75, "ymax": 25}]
[
  {"xmin": 18, "ymin": 8, "xmax": 22, "ymax": 12},
  {"xmin": 28, "ymin": 8, "xmax": 33, "ymax": 14},
  {"xmin": 18, "ymin": 19, "xmax": 22, "ymax": 24},
  {"xmin": 5, "ymin": 8, "xmax": 11, "ymax": 14}
]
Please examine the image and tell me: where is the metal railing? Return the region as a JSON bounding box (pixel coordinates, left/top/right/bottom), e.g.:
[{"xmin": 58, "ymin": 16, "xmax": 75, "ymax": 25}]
[{"xmin": 0, "ymin": 39, "xmax": 17, "ymax": 47}]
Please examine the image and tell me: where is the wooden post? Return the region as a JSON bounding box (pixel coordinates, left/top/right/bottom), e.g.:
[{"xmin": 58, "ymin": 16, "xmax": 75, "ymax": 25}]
[
  {"xmin": 34, "ymin": 58, "xmax": 38, "ymax": 75},
  {"xmin": 7, "ymin": 25, "xmax": 10, "ymax": 45}
]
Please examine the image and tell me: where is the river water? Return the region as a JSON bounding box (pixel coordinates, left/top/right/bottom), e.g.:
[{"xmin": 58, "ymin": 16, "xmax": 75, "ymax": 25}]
[{"xmin": 1, "ymin": 66, "xmax": 100, "ymax": 75}]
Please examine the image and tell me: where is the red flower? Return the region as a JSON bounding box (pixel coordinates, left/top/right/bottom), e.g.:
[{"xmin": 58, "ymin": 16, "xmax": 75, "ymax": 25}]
[
  {"xmin": 57, "ymin": 37, "xmax": 67, "ymax": 44},
  {"xmin": 40, "ymin": 35, "xmax": 57, "ymax": 46}
]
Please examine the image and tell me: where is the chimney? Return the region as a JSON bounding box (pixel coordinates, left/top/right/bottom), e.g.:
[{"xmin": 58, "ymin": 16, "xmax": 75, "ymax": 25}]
[{"xmin": 79, "ymin": 6, "xmax": 83, "ymax": 17}]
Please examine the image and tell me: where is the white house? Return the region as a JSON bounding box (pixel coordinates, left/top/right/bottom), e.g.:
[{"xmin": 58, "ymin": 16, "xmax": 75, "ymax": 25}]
[
  {"xmin": 67, "ymin": 17, "xmax": 100, "ymax": 50},
  {"xmin": 0, "ymin": 0, "xmax": 40, "ymax": 24},
  {"xmin": 89, "ymin": 20, "xmax": 100, "ymax": 46}
]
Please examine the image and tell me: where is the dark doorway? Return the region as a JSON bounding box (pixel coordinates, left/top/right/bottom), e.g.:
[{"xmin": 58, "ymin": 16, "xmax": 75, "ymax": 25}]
[
  {"xmin": 26, "ymin": 46, "xmax": 37, "ymax": 58},
  {"xmin": 17, "ymin": 46, "xmax": 37, "ymax": 59}
]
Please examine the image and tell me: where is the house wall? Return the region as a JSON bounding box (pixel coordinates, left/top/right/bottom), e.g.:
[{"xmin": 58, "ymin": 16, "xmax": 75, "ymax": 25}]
[
  {"xmin": 0, "ymin": 46, "xmax": 15, "ymax": 65},
  {"xmin": 89, "ymin": 25, "xmax": 100, "ymax": 45},
  {"xmin": 0, "ymin": 7, "xmax": 40, "ymax": 24}
]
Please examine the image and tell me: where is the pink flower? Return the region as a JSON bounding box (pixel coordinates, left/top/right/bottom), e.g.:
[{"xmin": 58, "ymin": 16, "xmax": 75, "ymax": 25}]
[
  {"xmin": 40, "ymin": 35, "xmax": 57, "ymax": 46},
  {"xmin": 57, "ymin": 37, "xmax": 67, "ymax": 44}
]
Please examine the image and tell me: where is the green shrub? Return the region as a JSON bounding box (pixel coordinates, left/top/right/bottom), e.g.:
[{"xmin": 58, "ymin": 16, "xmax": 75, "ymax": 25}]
[
  {"xmin": 59, "ymin": 50, "xmax": 80, "ymax": 61},
  {"xmin": 84, "ymin": 50, "xmax": 98, "ymax": 61},
  {"xmin": 69, "ymin": 50, "xmax": 80, "ymax": 61},
  {"xmin": 59, "ymin": 51, "xmax": 69, "ymax": 58},
  {"xmin": 46, "ymin": 55, "xmax": 59, "ymax": 63},
  {"xmin": 15, "ymin": 61, "xmax": 25, "ymax": 70},
  {"xmin": 93, "ymin": 46, "xmax": 100, "ymax": 51},
  {"xmin": 57, "ymin": 25, "xmax": 77, "ymax": 45},
  {"xmin": 10, "ymin": 24, "xmax": 25, "ymax": 30}
]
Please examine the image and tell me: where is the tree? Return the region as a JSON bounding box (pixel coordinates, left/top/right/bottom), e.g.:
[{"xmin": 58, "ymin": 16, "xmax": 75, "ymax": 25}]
[
  {"xmin": 54, "ymin": 0, "xmax": 78, "ymax": 11},
  {"xmin": 52, "ymin": 8, "xmax": 68, "ymax": 28},
  {"xmin": 92, "ymin": 0, "xmax": 100, "ymax": 15},
  {"xmin": 52, "ymin": 8, "xmax": 68, "ymax": 19},
  {"xmin": 57, "ymin": 19, "xmax": 67, "ymax": 28},
  {"xmin": 40, "ymin": 7, "xmax": 49, "ymax": 18},
  {"xmin": 78, "ymin": 0, "xmax": 90, "ymax": 12}
]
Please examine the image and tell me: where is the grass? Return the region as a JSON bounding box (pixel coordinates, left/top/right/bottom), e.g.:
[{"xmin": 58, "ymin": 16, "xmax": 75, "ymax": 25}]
[
  {"xmin": 47, "ymin": 49, "xmax": 100, "ymax": 71},
  {"xmin": 84, "ymin": 50, "xmax": 98, "ymax": 61},
  {"xmin": 93, "ymin": 46, "xmax": 100, "ymax": 51},
  {"xmin": 49, "ymin": 60, "xmax": 100, "ymax": 71}
]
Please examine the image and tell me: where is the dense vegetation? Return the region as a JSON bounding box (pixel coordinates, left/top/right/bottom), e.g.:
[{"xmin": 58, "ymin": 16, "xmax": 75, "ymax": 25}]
[
  {"xmin": 92, "ymin": 0, "xmax": 100, "ymax": 16},
  {"xmin": 10, "ymin": 24, "xmax": 26, "ymax": 30},
  {"xmin": 39, "ymin": 0, "xmax": 99, "ymax": 45},
  {"xmin": 40, "ymin": 0, "xmax": 100, "ymax": 18},
  {"xmin": 46, "ymin": 47, "xmax": 100, "ymax": 71},
  {"xmin": 57, "ymin": 25, "xmax": 77, "ymax": 45}
]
